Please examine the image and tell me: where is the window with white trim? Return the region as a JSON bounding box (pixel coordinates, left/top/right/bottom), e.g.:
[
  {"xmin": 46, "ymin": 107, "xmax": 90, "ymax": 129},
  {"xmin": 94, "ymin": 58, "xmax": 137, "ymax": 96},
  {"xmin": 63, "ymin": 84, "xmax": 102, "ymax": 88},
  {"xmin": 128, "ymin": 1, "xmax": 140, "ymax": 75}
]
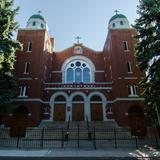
[
  {"xmin": 127, "ymin": 61, "xmax": 132, "ymax": 73},
  {"xmin": 123, "ymin": 41, "xmax": 129, "ymax": 51},
  {"xmin": 65, "ymin": 60, "xmax": 92, "ymax": 83},
  {"xmin": 24, "ymin": 62, "xmax": 30, "ymax": 74},
  {"xmin": 128, "ymin": 84, "xmax": 137, "ymax": 96},
  {"xmin": 74, "ymin": 46, "xmax": 83, "ymax": 54},
  {"xmin": 27, "ymin": 42, "xmax": 32, "ymax": 52},
  {"xmin": 19, "ymin": 86, "xmax": 28, "ymax": 97}
]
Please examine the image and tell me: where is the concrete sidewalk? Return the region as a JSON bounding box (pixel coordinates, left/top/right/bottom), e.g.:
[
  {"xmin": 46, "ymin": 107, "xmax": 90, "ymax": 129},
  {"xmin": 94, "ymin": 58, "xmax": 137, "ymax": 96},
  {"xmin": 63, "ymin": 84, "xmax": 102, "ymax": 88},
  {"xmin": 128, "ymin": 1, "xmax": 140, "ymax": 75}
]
[{"xmin": 0, "ymin": 146, "xmax": 160, "ymax": 158}]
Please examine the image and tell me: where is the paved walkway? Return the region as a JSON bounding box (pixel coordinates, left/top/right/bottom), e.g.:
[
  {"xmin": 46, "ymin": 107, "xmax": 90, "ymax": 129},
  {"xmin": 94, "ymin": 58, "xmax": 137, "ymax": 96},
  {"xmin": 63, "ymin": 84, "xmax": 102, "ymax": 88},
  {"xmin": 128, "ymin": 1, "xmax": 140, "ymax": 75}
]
[{"xmin": 0, "ymin": 145, "xmax": 160, "ymax": 158}]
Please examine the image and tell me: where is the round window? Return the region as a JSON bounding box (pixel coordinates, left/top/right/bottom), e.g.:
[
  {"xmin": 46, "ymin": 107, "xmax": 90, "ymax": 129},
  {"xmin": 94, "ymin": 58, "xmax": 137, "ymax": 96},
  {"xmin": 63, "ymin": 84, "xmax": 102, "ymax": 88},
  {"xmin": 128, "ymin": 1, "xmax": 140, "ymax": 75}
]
[
  {"xmin": 82, "ymin": 63, "xmax": 86, "ymax": 67},
  {"xmin": 71, "ymin": 63, "xmax": 74, "ymax": 67},
  {"xmin": 76, "ymin": 61, "xmax": 81, "ymax": 67}
]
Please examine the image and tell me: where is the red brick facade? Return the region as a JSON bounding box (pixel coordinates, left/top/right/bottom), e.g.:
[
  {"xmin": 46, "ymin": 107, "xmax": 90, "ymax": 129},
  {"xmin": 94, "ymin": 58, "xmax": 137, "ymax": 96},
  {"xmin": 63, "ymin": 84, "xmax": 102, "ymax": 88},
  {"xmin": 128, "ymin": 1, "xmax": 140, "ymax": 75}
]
[{"xmin": 3, "ymin": 14, "xmax": 145, "ymax": 129}]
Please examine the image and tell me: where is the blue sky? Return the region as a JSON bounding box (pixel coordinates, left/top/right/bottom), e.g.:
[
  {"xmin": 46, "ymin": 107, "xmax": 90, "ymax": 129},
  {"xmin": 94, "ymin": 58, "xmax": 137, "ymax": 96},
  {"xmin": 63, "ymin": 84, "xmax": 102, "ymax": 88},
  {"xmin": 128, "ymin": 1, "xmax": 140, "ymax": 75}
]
[{"xmin": 14, "ymin": 0, "xmax": 139, "ymax": 51}]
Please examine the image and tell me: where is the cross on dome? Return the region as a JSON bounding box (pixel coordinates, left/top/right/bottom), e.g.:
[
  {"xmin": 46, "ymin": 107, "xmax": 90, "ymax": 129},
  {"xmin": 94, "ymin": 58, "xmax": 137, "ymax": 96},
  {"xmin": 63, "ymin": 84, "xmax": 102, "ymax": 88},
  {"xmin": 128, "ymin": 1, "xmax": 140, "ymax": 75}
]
[
  {"xmin": 38, "ymin": 10, "xmax": 42, "ymax": 15},
  {"xmin": 114, "ymin": 10, "xmax": 119, "ymax": 15}
]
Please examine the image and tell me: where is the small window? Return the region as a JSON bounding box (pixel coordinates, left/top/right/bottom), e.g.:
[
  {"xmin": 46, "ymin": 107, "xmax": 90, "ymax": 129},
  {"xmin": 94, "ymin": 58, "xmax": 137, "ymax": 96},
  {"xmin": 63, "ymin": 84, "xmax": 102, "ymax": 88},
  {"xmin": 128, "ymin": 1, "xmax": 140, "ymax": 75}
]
[
  {"xmin": 128, "ymin": 84, "xmax": 137, "ymax": 96},
  {"xmin": 120, "ymin": 21, "xmax": 124, "ymax": 25},
  {"xmin": 19, "ymin": 86, "xmax": 28, "ymax": 97},
  {"xmin": 74, "ymin": 46, "xmax": 83, "ymax": 54},
  {"xmin": 127, "ymin": 61, "xmax": 132, "ymax": 73},
  {"xmin": 27, "ymin": 42, "xmax": 32, "ymax": 52},
  {"xmin": 41, "ymin": 23, "xmax": 44, "ymax": 28},
  {"xmin": 123, "ymin": 41, "xmax": 129, "ymax": 51},
  {"xmin": 24, "ymin": 62, "xmax": 30, "ymax": 74},
  {"xmin": 112, "ymin": 23, "xmax": 115, "ymax": 28},
  {"xmin": 32, "ymin": 21, "xmax": 36, "ymax": 26}
]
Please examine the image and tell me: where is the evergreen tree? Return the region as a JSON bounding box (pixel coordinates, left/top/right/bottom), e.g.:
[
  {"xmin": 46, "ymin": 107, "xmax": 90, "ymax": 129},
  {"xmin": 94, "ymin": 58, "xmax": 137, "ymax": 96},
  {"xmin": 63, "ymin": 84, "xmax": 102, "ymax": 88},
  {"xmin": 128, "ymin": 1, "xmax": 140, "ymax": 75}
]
[
  {"xmin": 134, "ymin": 0, "xmax": 160, "ymax": 125},
  {"xmin": 0, "ymin": 0, "xmax": 22, "ymax": 113}
]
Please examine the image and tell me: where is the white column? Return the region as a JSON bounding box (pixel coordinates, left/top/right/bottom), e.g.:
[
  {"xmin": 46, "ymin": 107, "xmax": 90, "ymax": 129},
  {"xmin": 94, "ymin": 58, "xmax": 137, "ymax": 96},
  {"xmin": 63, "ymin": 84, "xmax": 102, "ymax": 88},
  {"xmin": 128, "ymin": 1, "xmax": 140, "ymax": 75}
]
[
  {"xmin": 102, "ymin": 101, "xmax": 107, "ymax": 121},
  {"xmin": 85, "ymin": 100, "xmax": 91, "ymax": 121}
]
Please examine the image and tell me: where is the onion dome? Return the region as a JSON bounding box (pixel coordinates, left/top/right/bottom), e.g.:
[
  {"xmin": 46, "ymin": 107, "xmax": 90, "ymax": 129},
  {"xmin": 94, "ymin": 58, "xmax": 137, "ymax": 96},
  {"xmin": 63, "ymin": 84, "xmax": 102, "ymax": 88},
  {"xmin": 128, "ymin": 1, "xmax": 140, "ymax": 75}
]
[
  {"xmin": 26, "ymin": 12, "xmax": 48, "ymax": 30},
  {"xmin": 108, "ymin": 13, "xmax": 130, "ymax": 29}
]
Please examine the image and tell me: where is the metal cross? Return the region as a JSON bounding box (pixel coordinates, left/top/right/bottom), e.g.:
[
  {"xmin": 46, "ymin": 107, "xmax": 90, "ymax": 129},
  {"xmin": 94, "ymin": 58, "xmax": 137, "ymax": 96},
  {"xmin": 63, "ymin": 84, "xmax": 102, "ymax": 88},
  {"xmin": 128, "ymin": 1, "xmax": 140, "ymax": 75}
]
[
  {"xmin": 114, "ymin": 10, "xmax": 119, "ymax": 15},
  {"xmin": 75, "ymin": 36, "xmax": 81, "ymax": 44},
  {"xmin": 38, "ymin": 11, "xmax": 42, "ymax": 14}
]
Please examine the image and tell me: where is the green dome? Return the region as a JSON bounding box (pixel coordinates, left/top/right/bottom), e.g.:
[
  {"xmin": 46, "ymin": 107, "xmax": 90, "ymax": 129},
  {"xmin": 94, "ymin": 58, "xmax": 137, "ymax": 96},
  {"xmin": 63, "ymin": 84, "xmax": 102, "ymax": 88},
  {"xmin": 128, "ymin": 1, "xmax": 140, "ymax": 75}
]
[
  {"xmin": 109, "ymin": 14, "xmax": 127, "ymax": 23},
  {"xmin": 29, "ymin": 14, "xmax": 45, "ymax": 22}
]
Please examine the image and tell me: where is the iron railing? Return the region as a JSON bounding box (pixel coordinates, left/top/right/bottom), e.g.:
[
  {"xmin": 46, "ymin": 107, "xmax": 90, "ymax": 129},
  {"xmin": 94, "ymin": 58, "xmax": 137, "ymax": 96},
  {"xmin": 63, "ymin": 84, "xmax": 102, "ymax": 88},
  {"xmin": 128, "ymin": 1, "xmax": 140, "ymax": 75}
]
[{"xmin": 0, "ymin": 127, "xmax": 159, "ymax": 150}]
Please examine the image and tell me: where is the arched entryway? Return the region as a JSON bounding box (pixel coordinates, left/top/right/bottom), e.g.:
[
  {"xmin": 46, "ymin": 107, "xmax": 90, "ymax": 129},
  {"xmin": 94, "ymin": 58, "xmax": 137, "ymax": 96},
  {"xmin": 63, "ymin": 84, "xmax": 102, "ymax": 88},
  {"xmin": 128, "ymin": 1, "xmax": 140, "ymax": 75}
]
[
  {"xmin": 90, "ymin": 95, "xmax": 103, "ymax": 121},
  {"xmin": 54, "ymin": 95, "xmax": 66, "ymax": 121},
  {"xmin": 72, "ymin": 95, "xmax": 84, "ymax": 121},
  {"xmin": 128, "ymin": 105, "xmax": 146, "ymax": 136},
  {"xmin": 10, "ymin": 105, "xmax": 28, "ymax": 137}
]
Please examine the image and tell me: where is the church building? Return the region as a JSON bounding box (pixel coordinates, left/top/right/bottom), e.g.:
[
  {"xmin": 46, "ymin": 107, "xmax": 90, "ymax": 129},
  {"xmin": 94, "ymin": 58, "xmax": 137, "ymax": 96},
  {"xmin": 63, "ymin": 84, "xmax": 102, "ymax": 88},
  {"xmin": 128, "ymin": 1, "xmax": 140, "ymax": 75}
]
[{"xmin": 8, "ymin": 12, "xmax": 145, "ymax": 134}]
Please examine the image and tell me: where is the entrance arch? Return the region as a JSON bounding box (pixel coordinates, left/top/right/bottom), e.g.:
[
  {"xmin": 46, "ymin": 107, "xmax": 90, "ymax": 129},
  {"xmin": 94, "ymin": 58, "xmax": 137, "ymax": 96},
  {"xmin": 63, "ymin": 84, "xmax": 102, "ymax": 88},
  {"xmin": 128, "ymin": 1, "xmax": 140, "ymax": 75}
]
[
  {"xmin": 69, "ymin": 92, "xmax": 87, "ymax": 121},
  {"xmin": 10, "ymin": 105, "xmax": 28, "ymax": 137},
  {"xmin": 88, "ymin": 92, "xmax": 107, "ymax": 121},
  {"xmin": 50, "ymin": 92, "xmax": 69, "ymax": 122},
  {"xmin": 54, "ymin": 95, "xmax": 66, "ymax": 121},
  {"xmin": 128, "ymin": 105, "xmax": 146, "ymax": 136}
]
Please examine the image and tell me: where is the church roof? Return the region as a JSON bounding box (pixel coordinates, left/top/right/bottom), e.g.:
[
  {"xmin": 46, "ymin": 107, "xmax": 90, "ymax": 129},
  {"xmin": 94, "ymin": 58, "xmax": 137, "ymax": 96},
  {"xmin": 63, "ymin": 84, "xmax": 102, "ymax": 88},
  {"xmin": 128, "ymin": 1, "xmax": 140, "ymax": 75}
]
[
  {"xmin": 109, "ymin": 14, "xmax": 127, "ymax": 23},
  {"xmin": 29, "ymin": 14, "xmax": 45, "ymax": 22}
]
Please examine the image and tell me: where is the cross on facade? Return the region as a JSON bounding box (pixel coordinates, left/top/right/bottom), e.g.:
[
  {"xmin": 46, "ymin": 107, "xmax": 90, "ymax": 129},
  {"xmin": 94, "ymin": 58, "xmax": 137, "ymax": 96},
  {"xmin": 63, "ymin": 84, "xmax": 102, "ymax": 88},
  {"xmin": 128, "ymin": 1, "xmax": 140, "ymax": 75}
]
[
  {"xmin": 75, "ymin": 36, "xmax": 81, "ymax": 44},
  {"xmin": 114, "ymin": 10, "xmax": 119, "ymax": 15}
]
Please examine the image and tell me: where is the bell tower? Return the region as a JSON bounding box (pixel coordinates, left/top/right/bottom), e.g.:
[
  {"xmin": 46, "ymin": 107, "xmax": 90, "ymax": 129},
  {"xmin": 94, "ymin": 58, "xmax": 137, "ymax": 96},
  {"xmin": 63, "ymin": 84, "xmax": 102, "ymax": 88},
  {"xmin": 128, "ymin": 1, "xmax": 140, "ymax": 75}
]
[{"xmin": 14, "ymin": 12, "xmax": 54, "ymax": 126}]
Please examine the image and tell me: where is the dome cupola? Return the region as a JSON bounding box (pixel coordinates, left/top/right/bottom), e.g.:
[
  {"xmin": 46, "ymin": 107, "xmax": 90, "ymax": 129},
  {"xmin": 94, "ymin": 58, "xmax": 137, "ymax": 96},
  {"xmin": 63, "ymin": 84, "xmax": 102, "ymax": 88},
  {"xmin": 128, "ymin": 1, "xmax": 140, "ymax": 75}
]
[
  {"xmin": 108, "ymin": 11, "xmax": 130, "ymax": 30},
  {"xmin": 26, "ymin": 11, "xmax": 48, "ymax": 30}
]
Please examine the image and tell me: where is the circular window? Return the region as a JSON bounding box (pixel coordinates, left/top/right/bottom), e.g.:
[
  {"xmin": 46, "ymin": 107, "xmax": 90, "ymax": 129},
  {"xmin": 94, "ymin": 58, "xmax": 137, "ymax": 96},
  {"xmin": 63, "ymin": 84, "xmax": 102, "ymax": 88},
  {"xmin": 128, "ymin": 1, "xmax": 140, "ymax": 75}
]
[
  {"xmin": 71, "ymin": 63, "xmax": 74, "ymax": 67},
  {"xmin": 82, "ymin": 63, "xmax": 86, "ymax": 67},
  {"xmin": 76, "ymin": 61, "xmax": 81, "ymax": 67}
]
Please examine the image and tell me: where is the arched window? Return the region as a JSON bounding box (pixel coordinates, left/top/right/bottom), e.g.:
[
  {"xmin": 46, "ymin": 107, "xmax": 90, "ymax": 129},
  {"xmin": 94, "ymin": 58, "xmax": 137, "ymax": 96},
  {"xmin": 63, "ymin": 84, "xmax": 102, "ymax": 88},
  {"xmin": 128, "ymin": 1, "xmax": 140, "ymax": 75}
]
[
  {"xmin": 73, "ymin": 95, "xmax": 84, "ymax": 101},
  {"xmin": 120, "ymin": 21, "xmax": 124, "ymax": 25},
  {"xmin": 55, "ymin": 95, "xmax": 66, "ymax": 102},
  {"xmin": 83, "ymin": 68, "xmax": 90, "ymax": 83},
  {"xmin": 65, "ymin": 60, "xmax": 92, "ymax": 83},
  {"xmin": 32, "ymin": 21, "xmax": 36, "ymax": 26},
  {"xmin": 91, "ymin": 95, "xmax": 102, "ymax": 102},
  {"xmin": 66, "ymin": 68, "xmax": 73, "ymax": 83}
]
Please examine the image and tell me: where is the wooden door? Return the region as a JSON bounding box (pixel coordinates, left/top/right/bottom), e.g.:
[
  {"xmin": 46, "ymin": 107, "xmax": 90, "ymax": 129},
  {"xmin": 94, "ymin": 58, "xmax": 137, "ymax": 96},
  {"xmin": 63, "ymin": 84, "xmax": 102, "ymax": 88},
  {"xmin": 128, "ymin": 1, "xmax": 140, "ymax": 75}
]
[
  {"xmin": 91, "ymin": 104, "xmax": 103, "ymax": 121},
  {"xmin": 129, "ymin": 114, "xmax": 146, "ymax": 136},
  {"xmin": 72, "ymin": 103, "xmax": 84, "ymax": 121},
  {"xmin": 10, "ymin": 114, "xmax": 28, "ymax": 137},
  {"xmin": 54, "ymin": 104, "xmax": 66, "ymax": 121}
]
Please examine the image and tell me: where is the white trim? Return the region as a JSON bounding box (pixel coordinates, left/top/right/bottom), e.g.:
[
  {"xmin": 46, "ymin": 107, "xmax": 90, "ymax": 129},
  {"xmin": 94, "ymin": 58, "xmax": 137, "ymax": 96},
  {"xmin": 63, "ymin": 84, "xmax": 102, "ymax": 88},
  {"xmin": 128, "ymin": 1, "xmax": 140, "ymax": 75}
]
[
  {"xmin": 50, "ymin": 92, "xmax": 69, "ymax": 122},
  {"xmin": 69, "ymin": 91, "xmax": 88, "ymax": 121},
  {"xmin": 27, "ymin": 42, "xmax": 32, "ymax": 52},
  {"xmin": 51, "ymin": 71, "xmax": 62, "ymax": 73},
  {"xmin": 13, "ymin": 97, "xmax": 144, "ymax": 103},
  {"xmin": 61, "ymin": 55, "xmax": 95, "ymax": 83},
  {"xmin": 44, "ymin": 87, "xmax": 112, "ymax": 90},
  {"xmin": 12, "ymin": 98, "xmax": 50, "ymax": 104},
  {"xmin": 88, "ymin": 91, "xmax": 107, "ymax": 121},
  {"xmin": 18, "ymin": 78, "xmax": 32, "ymax": 80},
  {"xmin": 124, "ymin": 77, "xmax": 138, "ymax": 80},
  {"xmin": 107, "ymin": 97, "xmax": 144, "ymax": 103},
  {"xmin": 95, "ymin": 70, "xmax": 105, "ymax": 73}
]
